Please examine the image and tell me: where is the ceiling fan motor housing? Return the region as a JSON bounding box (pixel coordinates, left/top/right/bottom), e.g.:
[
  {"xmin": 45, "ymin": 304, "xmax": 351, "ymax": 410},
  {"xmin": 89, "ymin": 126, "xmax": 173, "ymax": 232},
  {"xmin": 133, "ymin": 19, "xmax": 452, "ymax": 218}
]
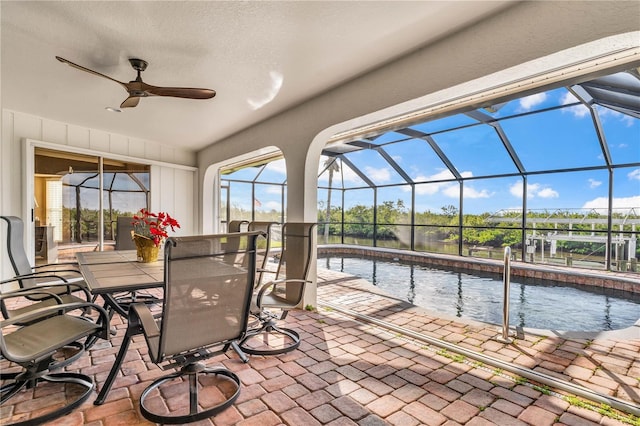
[{"xmin": 129, "ymin": 58, "xmax": 148, "ymax": 72}]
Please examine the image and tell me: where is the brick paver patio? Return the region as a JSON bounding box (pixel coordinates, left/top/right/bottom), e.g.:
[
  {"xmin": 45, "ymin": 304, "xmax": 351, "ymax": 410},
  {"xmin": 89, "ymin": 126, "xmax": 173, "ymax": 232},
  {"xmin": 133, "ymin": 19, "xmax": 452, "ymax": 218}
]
[{"xmin": 1, "ymin": 267, "xmax": 639, "ymax": 425}]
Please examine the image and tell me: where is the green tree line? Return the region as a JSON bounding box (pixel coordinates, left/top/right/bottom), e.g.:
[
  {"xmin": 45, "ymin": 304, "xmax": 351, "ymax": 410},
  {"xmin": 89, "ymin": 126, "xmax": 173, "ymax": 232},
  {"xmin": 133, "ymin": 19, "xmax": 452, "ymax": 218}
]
[{"xmin": 317, "ymin": 200, "xmax": 639, "ymax": 257}]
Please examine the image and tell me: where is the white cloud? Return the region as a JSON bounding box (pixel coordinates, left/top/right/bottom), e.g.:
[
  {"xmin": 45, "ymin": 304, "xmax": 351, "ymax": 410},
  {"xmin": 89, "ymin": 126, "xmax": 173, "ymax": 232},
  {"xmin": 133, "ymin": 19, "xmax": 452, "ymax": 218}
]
[
  {"xmin": 409, "ymin": 170, "xmax": 491, "ymax": 199},
  {"xmin": 588, "ymin": 178, "xmax": 602, "ymax": 189},
  {"xmin": 264, "ymin": 201, "xmax": 281, "ymax": 210},
  {"xmin": 442, "ymin": 185, "xmax": 459, "ymax": 198},
  {"xmin": 442, "ymin": 184, "xmax": 491, "ymax": 199},
  {"xmin": 265, "ymin": 186, "xmax": 282, "ymax": 194},
  {"xmin": 318, "ymin": 159, "xmax": 363, "ymax": 185},
  {"xmin": 265, "ymin": 159, "xmax": 286, "ymax": 174},
  {"xmin": 597, "ymin": 106, "xmax": 635, "ymax": 127},
  {"xmin": 519, "ymin": 93, "xmax": 547, "ymax": 111},
  {"xmin": 411, "ymin": 169, "xmax": 457, "ymax": 195},
  {"xmin": 628, "ymin": 169, "xmax": 640, "ymax": 181},
  {"xmin": 341, "ymin": 166, "xmax": 363, "ymax": 184},
  {"xmin": 413, "ymin": 183, "xmax": 442, "ymax": 195},
  {"xmin": 509, "ymin": 181, "xmax": 524, "ymax": 197},
  {"xmin": 464, "ymin": 187, "xmax": 492, "ymax": 199},
  {"xmin": 414, "ymin": 169, "xmax": 456, "ymax": 182},
  {"xmin": 537, "ymin": 187, "xmax": 559, "ymax": 198},
  {"xmin": 510, "ymin": 181, "xmax": 559, "ymax": 198},
  {"xmin": 365, "ymin": 166, "xmax": 391, "ymax": 183},
  {"xmin": 510, "ymin": 181, "xmax": 539, "ymax": 198},
  {"xmin": 560, "ymin": 92, "xmax": 589, "ymax": 118},
  {"xmin": 582, "ymin": 195, "xmax": 640, "ymax": 212}
]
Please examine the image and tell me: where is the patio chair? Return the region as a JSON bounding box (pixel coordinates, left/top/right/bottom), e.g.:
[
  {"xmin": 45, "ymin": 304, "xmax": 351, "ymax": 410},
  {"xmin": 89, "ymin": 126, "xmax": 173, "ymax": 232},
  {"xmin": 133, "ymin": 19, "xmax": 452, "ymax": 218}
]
[
  {"xmin": 114, "ymin": 215, "xmax": 136, "ymax": 250},
  {"xmin": 247, "ymin": 221, "xmax": 279, "ymax": 287},
  {"xmin": 1, "ymin": 216, "xmax": 82, "ymax": 275},
  {"xmin": 1, "ymin": 216, "xmax": 91, "ymax": 319},
  {"xmin": 1, "ymin": 215, "xmax": 86, "ymax": 287},
  {"xmin": 227, "ymin": 219, "xmax": 249, "ymax": 232},
  {"xmin": 96, "ymin": 232, "xmax": 261, "ymax": 423},
  {"xmin": 0, "ymin": 273, "xmax": 90, "ymax": 322},
  {"xmin": 238, "ymin": 222, "xmax": 316, "ymax": 356},
  {"xmin": 0, "ymin": 284, "xmax": 109, "ymax": 425}
]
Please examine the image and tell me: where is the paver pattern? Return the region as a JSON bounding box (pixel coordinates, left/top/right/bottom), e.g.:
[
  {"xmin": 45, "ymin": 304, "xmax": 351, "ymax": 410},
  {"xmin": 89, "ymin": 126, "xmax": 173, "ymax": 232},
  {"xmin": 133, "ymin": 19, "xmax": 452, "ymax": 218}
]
[{"xmin": 1, "ymin": 267, "xmax": 639, "ymax": 425}]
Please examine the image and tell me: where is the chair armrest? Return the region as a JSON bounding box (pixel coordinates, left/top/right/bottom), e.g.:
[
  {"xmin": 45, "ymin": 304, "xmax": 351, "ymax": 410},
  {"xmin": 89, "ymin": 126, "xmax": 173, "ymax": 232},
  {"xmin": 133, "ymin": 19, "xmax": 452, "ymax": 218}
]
[
  {"xmin": 35, "ymin": 282, "xmax": 91, "ymax": 300},
  {"xmin": 30, "ymin": 265, "xmax": 84, "ymax": 281},
  {"xmin": 0, "ymin": 299, "xmax": 109, "ymax": 333},
  {"xmin": 32, "ymin": 262, "xmax": 81, "ymax": 273},
  {"xmin": 255, "ymin": 279, "xmax": 311, "ymax": 309},
  {"xmin": 31, "ymin": 267, "xmax": 84, "ymax": 280},
  {"xmin": 7, "ymin": 271, "xmax": 70, "ymax": 282},
  {"xmin": 0, "ymin": 288, "xmax": 64, "ymax": 303},
  {"xmin": 6, "ymin": 272, "xmax": 90, "ymax": 300},
  {"xmin": 130, "ymin": 303, "xmax": 160, "ymax": 338}
]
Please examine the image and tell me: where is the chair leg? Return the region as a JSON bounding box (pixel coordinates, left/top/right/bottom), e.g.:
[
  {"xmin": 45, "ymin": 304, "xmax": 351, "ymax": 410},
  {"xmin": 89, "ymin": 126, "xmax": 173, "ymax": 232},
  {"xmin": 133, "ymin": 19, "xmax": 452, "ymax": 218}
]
[
  {"xmin": 237, "ymin": 313, "xmax": 301, "ymax": 356},
  {"xmin": 139, "ymin": 363, "xmax": 241, "ymax": 424},
  {"xmin": 1, "ymin": 372, "xmax": 94, "ymax": 426},
  {"xmin": 0, "ymin": 373, "xmax": 28, "ymax": 404},
  {"xmin": 229, "ymin": 340, "xmax": 249, "ymax": 363}
]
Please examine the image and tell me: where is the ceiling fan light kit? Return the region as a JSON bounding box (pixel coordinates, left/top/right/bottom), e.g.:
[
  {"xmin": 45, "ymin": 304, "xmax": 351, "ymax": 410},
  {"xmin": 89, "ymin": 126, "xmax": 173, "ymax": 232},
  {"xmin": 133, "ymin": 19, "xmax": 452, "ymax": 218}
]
[{"xmin": 56, "ymin": 56, "xmax": 216, "ymax": 109}]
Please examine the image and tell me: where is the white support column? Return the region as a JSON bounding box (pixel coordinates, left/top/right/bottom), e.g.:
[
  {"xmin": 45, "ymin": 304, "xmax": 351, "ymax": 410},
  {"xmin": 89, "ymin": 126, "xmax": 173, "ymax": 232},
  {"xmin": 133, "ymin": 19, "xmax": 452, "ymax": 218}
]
[{"xmin": 281, "ymin": 142, "xmax": 322, "ymax": 309}]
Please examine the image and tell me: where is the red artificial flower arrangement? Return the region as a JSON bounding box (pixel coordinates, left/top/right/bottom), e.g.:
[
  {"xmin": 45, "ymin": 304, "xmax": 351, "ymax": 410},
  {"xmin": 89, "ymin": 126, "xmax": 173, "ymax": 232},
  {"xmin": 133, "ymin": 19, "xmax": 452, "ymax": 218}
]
[{"xmin": 131, "ymin": 208, "xmax": 180, "ymax": 247}]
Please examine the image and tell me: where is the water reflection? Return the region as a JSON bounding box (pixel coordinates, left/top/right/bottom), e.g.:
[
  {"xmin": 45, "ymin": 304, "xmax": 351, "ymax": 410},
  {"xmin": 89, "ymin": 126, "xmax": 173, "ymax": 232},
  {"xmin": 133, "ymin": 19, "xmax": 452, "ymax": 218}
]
[
  {"xmin": 320, "ymin": 255, "xmax": 640, "ymax": 331},
  {"xmin": 455, "ymin": 273, "xmax": 463, "ymax": 318},
  {"xmin": 518, "ymin": 283, "xmax": 526, "ymax": 329},
  {"xmin": 407, "ymin": 264, "xmax": 416, "ymax": 304},
  {"xmin": 604, "ymin": 296, "xmax": 611, "ymax": 330}
]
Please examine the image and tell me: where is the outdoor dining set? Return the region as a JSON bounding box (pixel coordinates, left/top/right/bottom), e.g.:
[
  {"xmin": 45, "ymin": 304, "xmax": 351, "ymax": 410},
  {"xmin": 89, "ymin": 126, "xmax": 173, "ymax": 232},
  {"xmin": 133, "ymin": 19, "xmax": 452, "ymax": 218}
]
[{"xmin": 0, "ymin": 215, "xmax": 316, "ymax": 425}]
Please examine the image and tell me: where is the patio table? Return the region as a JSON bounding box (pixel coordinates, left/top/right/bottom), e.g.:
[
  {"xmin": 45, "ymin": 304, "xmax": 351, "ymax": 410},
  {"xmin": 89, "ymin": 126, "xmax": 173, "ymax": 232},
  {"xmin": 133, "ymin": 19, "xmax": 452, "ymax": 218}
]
[
  {"xmin": 76, "ymin": 250, "xmax": 163, "ymax": 293},
  {"xmin": 77, "ymin": 250, "xmax": 163, "ymax": 316}
]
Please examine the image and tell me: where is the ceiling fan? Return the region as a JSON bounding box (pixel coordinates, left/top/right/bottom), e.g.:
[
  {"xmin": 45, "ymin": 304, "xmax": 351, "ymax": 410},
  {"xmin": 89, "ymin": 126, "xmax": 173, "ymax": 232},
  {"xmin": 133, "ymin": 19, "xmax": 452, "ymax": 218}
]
[{"xmin": 56, "ymin": 56, "xmax": 216, "ymax": 108}]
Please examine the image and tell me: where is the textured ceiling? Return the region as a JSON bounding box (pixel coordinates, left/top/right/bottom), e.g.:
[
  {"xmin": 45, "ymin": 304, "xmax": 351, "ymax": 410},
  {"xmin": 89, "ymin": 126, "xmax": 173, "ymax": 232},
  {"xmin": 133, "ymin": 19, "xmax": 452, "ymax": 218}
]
[{"xmin": 1, "ymin": 1, "xmax": 511, "ymax": 151}]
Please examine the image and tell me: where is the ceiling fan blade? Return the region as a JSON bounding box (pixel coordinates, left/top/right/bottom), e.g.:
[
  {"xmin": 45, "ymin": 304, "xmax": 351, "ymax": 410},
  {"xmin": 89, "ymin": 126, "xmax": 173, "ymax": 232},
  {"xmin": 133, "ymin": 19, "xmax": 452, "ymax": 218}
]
[
  {"xmin": 57, "ymin": 55, "xmax": 216, "ymax": 108},
  {"xmin": 120, "ymin": 96, "xmax": 140, "ymax": 108},
  {"xmin": 145, "ymin": 86, "xmax": 216, "ymax": 99},
  {"xmin": 56, "ymin": 56, "xmax": 127, "ymax": 89}
]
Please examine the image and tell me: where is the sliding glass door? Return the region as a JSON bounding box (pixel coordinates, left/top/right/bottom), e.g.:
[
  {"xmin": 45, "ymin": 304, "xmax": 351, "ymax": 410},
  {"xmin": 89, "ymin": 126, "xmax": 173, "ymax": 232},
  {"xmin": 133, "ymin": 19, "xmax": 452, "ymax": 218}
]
[{"xmin": 34, "ymin": 148, "xmax": 150, "ymax": 253}]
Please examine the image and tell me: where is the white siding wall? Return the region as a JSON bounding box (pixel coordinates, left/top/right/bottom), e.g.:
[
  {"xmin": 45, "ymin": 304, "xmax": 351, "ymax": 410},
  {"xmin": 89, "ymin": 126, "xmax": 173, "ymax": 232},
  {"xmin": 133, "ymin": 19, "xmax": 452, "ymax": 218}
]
[{"xmin": 0, "ymin": 109, "xmax": 198, "ymax": 279}]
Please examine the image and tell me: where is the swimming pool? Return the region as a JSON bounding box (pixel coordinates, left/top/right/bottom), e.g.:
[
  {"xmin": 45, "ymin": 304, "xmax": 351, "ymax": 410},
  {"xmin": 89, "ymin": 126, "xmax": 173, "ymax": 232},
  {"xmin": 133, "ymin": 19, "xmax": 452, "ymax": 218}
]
[{"xmin": 318, "ymin": 255, "xmax": 640, "ymax": 332}]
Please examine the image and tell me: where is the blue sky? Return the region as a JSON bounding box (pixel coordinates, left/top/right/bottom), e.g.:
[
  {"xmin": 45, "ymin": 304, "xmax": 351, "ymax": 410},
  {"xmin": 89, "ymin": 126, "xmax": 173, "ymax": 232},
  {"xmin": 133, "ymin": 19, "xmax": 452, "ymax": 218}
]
[
  {"xmin": 317, "ymin": 86, "xmax": 640, "ymax": 216},
  {"xmin": 227, "ymin": 81, "xmax": 639, "ymax": 217}
]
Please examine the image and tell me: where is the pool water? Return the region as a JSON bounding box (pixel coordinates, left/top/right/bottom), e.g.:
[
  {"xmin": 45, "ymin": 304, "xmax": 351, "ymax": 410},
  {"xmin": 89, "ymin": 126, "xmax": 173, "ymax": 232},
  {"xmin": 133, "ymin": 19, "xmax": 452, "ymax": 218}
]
[{"xmin": 318, "ymin": 255, "xmax": 640, "ymax": 332}]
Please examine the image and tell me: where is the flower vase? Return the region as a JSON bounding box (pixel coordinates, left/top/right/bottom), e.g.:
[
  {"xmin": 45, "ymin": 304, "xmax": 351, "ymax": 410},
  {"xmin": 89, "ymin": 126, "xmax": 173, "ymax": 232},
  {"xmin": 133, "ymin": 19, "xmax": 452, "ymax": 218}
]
[{"xmin": 133, "ymin": 234, "xmax": 160, "ymax": 263}]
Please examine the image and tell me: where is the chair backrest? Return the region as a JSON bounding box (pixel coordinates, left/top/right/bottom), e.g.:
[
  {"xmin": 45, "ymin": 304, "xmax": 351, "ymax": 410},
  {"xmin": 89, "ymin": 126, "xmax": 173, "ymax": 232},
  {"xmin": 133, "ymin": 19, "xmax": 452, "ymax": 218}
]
[
  {"xmin": 247, "ymin": 221, "xmax": 278, "ymax": 287},
  {"xmin": 1, "ymin": 216, "xmax": 37, "ymax": 278},
  {"xmin": 275, "ymin": 222, "xmax": 317, "ymax": 304},
  {"xmin": 227, "ymin": 220, "xmax": 249, "ymax": 233},
  {"xmin": 156, "ymin": 231, "xmax": 261, "ymax": 362},
  {"xmin": 115, "ymin": 216, "xmax": 136, "ymax": 250}
]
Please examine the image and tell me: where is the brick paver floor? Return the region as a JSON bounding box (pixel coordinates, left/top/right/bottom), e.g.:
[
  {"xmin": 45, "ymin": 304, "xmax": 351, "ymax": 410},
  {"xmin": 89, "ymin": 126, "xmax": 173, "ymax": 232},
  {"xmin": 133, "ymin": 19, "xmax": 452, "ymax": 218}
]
[{"xmin": 1, "ymin": 267, "xmax": 639, "ymax": 425}]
